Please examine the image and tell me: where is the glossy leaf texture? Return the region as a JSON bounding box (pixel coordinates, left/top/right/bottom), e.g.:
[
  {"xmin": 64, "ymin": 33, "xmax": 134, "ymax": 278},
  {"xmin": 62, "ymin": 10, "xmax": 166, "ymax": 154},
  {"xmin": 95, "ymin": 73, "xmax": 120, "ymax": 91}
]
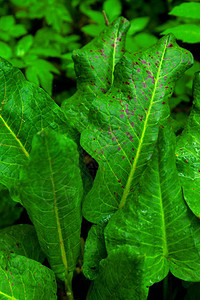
[
  {"xmin": 104, "ymin": 125, "xmax": 200, "ymax": 287},
  {"xmin": 0, "ymin": 57, "xmax": 75, "ymax": 193},
  {"xmin": 83, "ymin": 219, "xmax": 109, "ymax": 280},
  {"xmin": 0, "ymin": 224, "xmax": 45, "ymax": 262},
  {"xmin": 86, "ymin": 245, "xmax": 148, "ymax": 300},
  {"xmin": 62, "ymin": 17, "xmax": 130, "ymax": 132},
  {"xmin": 0, "ymin": 250, "xmax": 57, "ymax": 300},
  {"xmin": 176, "ymin": 72, "xmax": 200, "ymax": 217},
  {"xmin": 81, "ymin": 34, "xmax": 193, "ymax": 223},
  {"xmin": 20, "ymin": 129, "xmax": 83, "ymax": 283}
]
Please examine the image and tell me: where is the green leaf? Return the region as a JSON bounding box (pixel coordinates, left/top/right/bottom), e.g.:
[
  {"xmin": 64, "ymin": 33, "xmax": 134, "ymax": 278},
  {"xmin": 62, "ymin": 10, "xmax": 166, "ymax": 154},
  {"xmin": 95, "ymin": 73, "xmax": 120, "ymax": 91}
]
[
  {"xmin": 81, "ymin": 34, "xmax": 193, "ymax": 223},
  {"xmin": 0, "ymin": 42, "xmax": 12, "ymax": 59},
  {"xmin": 103, "ymin": 0, "xmax": 122, "ymax": 22},
  {"xmin": 83, "ymin": 219, "xmax": 109, "ymax": 280},
  {"xmin": 169, "ymin": 2, "xmax": 200, "ymax": 19},
  {"xmin": 10, "ymin": 24, "xmax": 27, "ymax": 38},
  {"xmin": 128, "ymin": 17, "xmax": 150, "ymax": 36},
  {"xmin": 0, "ymin": 250, "xmax": 57, "ymax": 299},
  {"xmin": 80, "ymin": 5, "xmax": 105, "ymax": 25},
  {"xmin": 104, "ymin": 125, "xmax": 200, "ymax": 286},
  {"xmin": 162, "ymin": 24, "xmax": 200, "ymax": 43},
  {"xmin": 16, "ymin": 35, "xmax": 33, "ymax": 57},
  {"xmin": 86, "ymin": 246, "xmax": 148, "ymax": 300},
  {"xmin": 176, "ymin": 72, "xmax": 200, "ymax": 218},
  {"xmin": 62, "ymin": 17, "xmax": 130, "ymax": 132},
  {"xmin": 20, "ymin": 129, "xmax": 83, "ymax": 286},
  {"xmin": 0, "ymin": 57, "xmax": 73, "ymax": 193},
  {"xmin": 0, "ymin": 15, "xmax": 15, "ymax": 31},
  {"xmin": 25, "ymin": 59, "xmax": 59, "ymax": 95},
  {"xmin": 126, "ymin": 33, "xmax": 158, "ymax": 52},
  {"xmin": 0, "ymin": 188, "xmax": 23, "ymax": 229},
  {"xmin": 81, "ymin": 24, "xmax": 105, "ymax": 37},
  {"xmin": 0, "ymin": 224, "xmax": 45, "ymax": 262},
  {"xmin": 44, "ymin": 3, "xmax": 72, "ymax": 32}
]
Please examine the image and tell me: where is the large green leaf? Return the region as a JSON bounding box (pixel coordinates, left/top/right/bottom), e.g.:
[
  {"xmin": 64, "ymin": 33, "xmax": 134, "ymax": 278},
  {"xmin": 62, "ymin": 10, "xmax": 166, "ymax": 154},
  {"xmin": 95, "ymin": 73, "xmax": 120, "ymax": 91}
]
[
  {"xmin": 0, "ymin": 224, "xmax": 45, "ymax": 262},
  {"xmin": 81, "ymin": 34, "xmax": 193, "ymax": 223},
  {"xmin": 176, "ymin": 72, "xmax": 200, "ymax": 218},
  {"xmin": 104, "ymin": 125, "xmax": 200, "ymax": 287},
  {"xmin": 0, "ymin": 250, "xmax": 57, "ymax": 299},
  {"xmin": 20, "ymin": 130, "xmax": 83, "ymax": 290},
  {"xmin": 62, "ymin": 17, "xmax": 130, "ymax": 132},
  {"xmin": 86, "ymin": 245, "xmax": 148, "ymax": 300},
  {"xmin": 0, "ymin": 57, "xmax": 74, "ymax": 193}
]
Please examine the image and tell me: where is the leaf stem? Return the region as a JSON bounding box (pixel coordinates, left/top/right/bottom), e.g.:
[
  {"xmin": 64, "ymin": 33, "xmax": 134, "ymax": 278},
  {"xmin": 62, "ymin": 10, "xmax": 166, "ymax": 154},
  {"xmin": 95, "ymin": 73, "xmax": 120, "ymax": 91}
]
[
  {"xmin": 65, "ymin": 272, "xmax": 74, "ymax": 300},
  {"xmin": 163, "ymin": 275, "xmax": 168, "ymax": 300},
  {"xmin": 102, "ymin": 10, "xmax": 109, "ymax": 26}
]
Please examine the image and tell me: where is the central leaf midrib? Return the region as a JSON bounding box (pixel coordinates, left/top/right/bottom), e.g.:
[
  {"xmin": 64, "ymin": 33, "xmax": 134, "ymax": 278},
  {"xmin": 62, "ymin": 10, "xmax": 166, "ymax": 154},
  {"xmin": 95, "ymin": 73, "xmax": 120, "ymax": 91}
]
[
  {"xmin": 0, "ymin": 290, "xmax": 17, "ymax": 300},
  {"xmin": 0, "ymin": 114, "xmax": 29, "ymax": 158},
  {"xmin": 157, "ymin": 155, "xmax": 168, "ymax": 258},
  {"xmin": 118, "ymin": 38, "xmax": 169, "ymax": 209},
  {"xmin": 45, "ymin": 136, "xmax": 68, "ymax": 275}
]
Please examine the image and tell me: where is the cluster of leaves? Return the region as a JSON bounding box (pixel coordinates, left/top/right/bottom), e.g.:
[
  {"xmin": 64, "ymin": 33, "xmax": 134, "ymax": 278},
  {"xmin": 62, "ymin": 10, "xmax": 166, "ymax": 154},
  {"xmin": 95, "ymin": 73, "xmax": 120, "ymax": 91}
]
[
  {"xmin": 0, "ymin": 0, "xmax": 177, "ymax": 99},
  {"xmin": 0, "ymin": 0, "xmax": 83, "ymax": 95},
  {"xmin": 1, "ymin": 11, "xmax": 200, "ymax": 299}
]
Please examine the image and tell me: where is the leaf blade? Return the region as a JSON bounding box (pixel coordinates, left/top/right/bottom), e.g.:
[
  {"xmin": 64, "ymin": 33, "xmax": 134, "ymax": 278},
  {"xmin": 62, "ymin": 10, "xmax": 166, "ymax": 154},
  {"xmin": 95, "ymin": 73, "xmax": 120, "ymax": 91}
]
[
  {"xmin": 20, "ymin": 129, "xmax": 83, "ymax": 284},
  {"xmin": 62, "ymin": 17, "xmax": 130, "ymax": 132},
  {"xmin": 0, "ymin": 58, "xmax": 75, "ymax": 193},
  {"xmin": 104, "ymin": 124, "xmax": 200, "ymax": 286},
  {"xmin": 0, "ymin": 250, "xmax": 57, "ymax": 300},
  {"xmin": 81, "ymin": 34, "xmax": 193, "ymax": 223}
]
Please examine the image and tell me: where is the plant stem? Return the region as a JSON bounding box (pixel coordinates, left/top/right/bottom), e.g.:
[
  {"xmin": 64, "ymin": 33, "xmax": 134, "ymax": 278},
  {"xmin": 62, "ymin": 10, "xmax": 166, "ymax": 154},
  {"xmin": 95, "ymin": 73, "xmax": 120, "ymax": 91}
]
[
  {"xmin": 65, "ymin": 272, "xmax": 74, "ymax": 300},
  {"xmin": 163, "ymin": 275, "xmax": 168, "ymax": 300},
  {"xmin": 102, "ymin": 10, "xmax": 109, "ymax": 26}
]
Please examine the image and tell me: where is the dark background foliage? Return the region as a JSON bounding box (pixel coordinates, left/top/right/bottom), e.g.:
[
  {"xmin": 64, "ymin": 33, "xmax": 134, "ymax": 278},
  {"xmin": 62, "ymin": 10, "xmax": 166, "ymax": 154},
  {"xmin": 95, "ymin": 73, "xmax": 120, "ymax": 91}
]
[{"xmin": 1, "ymin": 0, "xmax": 200, "ymax": 299}]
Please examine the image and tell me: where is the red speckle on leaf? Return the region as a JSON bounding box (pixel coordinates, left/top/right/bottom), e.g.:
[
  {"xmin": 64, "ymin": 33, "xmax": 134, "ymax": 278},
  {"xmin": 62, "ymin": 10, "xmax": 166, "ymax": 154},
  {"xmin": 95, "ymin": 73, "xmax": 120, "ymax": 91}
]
[
  {"xmin": 91, "ymin": 65, "xmax": 94, "ymax": 70},
  {"xmin": 143, "ymin": 82, "xmax": 147, "ymax": 88},
  {"xmin": 100, "ymin": 88, "xmax": 106, "ymax": 94},
  {"xmin": 122, "ymin": 156, "xmax": 125, "ymax": 159},
  {"xmin": 162, "ymin": 102, "xmax": 166, "ymax": 105}
]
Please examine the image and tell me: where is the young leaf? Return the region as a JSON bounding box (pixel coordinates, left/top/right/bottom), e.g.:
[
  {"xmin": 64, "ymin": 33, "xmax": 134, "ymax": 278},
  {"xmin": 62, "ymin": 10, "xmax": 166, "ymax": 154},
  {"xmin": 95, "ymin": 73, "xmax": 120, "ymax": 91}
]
[
  {"xmin": 176, "ymin": 72, "xmax": 200, "ymax": 218},
  {"xmin": 62, "ymin": 17, "xmax": 130, "ymax": 132},
  {"xmin": 169, "ymin": 2, "xmax": 200, "ymax": 19},
  {"xmin": 0, "ymin": 250, "xmax": 57, "ymax": 299},
  {"xmin": 81, "ymin": 34, "xmax": 193, "ymax": 223},
  {"xmin": 20, "ymin": 130, "xmax": 83, "ymax": 288},
  {"xmin": 104, "ymin": 125, "xmax": 200, "ymax": 286},
  {"xmin": 0, "ymin": 58, "xmax": 75, "ymax": 193},
  {"xmin": 128, "ymin": 17, "xmax": 150, "ymax": 36},
  {"xmin": 103, "ymin": 0, "xmax": 122, "ymax": 22},
  {"xmin": 86, "ymin": 245, "xmax": 148, "ymax": 300},
  {"xmin": 162, "ymin": 24, "xmax": 200, "ymax": 44},
  {"xmin": 0, "ymin": 224, "xmax": 45, "ymax": 262}
]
